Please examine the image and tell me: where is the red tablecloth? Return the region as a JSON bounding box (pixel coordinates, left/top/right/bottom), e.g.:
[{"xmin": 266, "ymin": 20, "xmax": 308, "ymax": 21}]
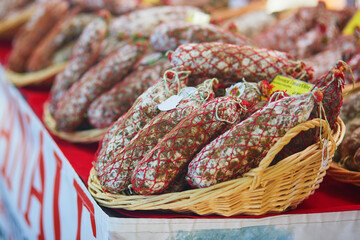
[{"xmin": 1, "ymin": 40, "xmax": 360, "ymax": 219}]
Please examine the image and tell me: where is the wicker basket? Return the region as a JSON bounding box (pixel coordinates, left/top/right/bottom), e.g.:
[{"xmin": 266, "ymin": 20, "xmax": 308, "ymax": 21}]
[
  {"xmin": 88, "ymin": 117, "xmax": 345, "ymax": 216},
  {"xmin": 327, "ymin": 162, "xmax": 360, "ymax": 187},
  {"xmin": 0, "ymin": 3, "xmax": 38, "ymax": 40},
  {"xmin": 326, "ymin": 84, "xmax": 360, "ymax": 186},
  {"xmin": 5, "ymin": 62, "xmax": 66, "ymax": 87},
  {"xmin": 43, "ymin": 102, "xmax": 107, "ymax": 143}
]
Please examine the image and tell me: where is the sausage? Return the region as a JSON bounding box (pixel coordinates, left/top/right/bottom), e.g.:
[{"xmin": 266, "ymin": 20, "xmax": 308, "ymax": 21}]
[
  {"xmin": 8, "ymin": 1, "xmax": 69, "ymax": 72},
  {"xmin": 49, "ymin": 12, "xmax": 108, "ymax": 115},
  {"xmin": 223, "ymin": 11, "xmax": 276, "ymax": 38},
  {"xmin": 27, "ymin": 11, "xmax": 95, "ymax": 71},
  {"xmin": 98, "ymin": 37, "xmax": 130, "ymax": 61},
  {"xmin": 69, "ymin": 0, "xmax": 138, "ymax": 15},
  {"xmin": 169, "ymin": 42, "xmax": 314, "ymax": 84},
  {"xmin": 51, "ymin": 42, "xmax": 76, "ymax": 65},
  {"xmin": 340, "ymin": 127, "xmax": 360, "ymax": 171},
  {"xmin": 131, "ymin": 96, "xmax": 246, "ymax": 195},
  {"xmin": 150, "ymin": 21, "xmax": 247, "ymax": 52},
  {"xmin": 88, "ymin": 58, "xmax": 170, "ymax": 128},
  {"xmin": 346, "ymin": 53, "xmax": 360, "ymax": 84},
  {"xmin": 0, "ymin": 0, "xmax": 33, "ymax": 20},
  {"xmin": 311, "ymin": 61, "xmax": 346, "ymax": 128},
  {"xmin": 109, "ymin": 6, "xmax": 201, "ymax": 38},
  {"xmin": 305, "ymin": 30, "xmax": 360, "ymax": 81},
  {"xmin": 187, "ymin": 90, "xmax": 322, "ymax": 188},
  {"xmin": 99, "ymin": 80, "xmax": 217, "ymax": 193},
  {"xmin": 340, "ymin": 91, "xmax": 360, "ymax": 124},
  {"xmin": 54, "ymin": 42, "xmax": 147, "ymax": 132},
  {"xmin": 94, "ymin": 71, "xmax": 188, "ymax": 175},
  {"xmin": 291, "ymin": 5, "xmax": 348, "ymax": 59},
  {"xmin": 253, "ymin": 4, "xmax": 322, "ymax": 53},
  {"xmin": 273, "ymin": 61, "xmax": 346, "ymax": 164},
  {"xmin": 225, "ymin": 80, "xmax": 271, "ymax": 104}
]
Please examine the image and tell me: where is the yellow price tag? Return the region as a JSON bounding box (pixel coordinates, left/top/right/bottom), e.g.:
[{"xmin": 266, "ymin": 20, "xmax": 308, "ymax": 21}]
[
  {"xmin": 270, "ymin": 76, "xmax": 313, "ymax": 95},
  {"xmin": 343, "ymin": 9, "xmax": 360, "ymax": 36},
  {"xmin": 186, "ymin": 11, "xmax": 211, "ymax": 25}
]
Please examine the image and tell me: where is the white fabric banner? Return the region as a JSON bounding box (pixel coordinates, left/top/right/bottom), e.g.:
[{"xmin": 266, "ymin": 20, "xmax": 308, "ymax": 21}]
[
  {"xmin": 0, "ymin": 66, "xmax": 109, "ymax": 239},
  {"xmin": 109, "ymin": 211, "xmax": 360, "ymax": 240}
]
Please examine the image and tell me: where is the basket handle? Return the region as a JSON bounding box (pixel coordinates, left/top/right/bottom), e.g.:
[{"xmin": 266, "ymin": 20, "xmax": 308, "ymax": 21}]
[{"xmin": 245, "ymin": 118, "xmax": 336, "ymax": 190}]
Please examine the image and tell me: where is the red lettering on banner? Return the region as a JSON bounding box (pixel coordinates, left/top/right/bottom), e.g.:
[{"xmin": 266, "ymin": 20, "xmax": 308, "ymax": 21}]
[
  {"xmin": 0, "ymin": 103, "xmax": 15, "ymax": 190},
  {"xmin": 17, "ymin": 112, "xmax": 31, "ymax": 208},
  {"xmin": 73, "ymin": 180, "xmax": 97, "ymax": 240},
  {"xmin": 53, "ymin": 152, "xmax": 63, "ymax": 240},
  {"xmin": 24, "ymin": 131, "xmax": 45, "ymax": 240}
]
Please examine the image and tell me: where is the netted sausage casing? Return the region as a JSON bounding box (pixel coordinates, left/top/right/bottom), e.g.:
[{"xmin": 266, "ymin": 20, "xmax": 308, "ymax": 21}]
[
  {"xmin": 99, "ymin": 81, "xmax": 217, "ymax": 193},
  {"xmin": 187, "ymin": 92, "xmax": 318, "ymax": 188},
  {"xmin": 169, "ymin": 42, "xmax": 314, "ymax": 83},
  {"xmin": 131, "ymin": 96, "xmax": 245, "ymax": 195}
]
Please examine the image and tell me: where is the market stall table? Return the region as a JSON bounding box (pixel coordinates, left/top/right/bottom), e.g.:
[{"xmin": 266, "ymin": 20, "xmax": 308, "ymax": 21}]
[{"xmin": 1, "ymin": 39, "xmax": 360, "ymax": 239}]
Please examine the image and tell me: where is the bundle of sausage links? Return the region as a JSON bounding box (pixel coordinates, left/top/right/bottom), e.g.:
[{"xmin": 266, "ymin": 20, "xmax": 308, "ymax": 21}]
[
  {"xmin": 4, "ymin": 1, "xmax": 113, "ymax": 87},
  {"xmin": 91, "ymin": 40, "xmax": 341, "ymax": 196},
  {"xmin": 96, "ymin": 85, "xmax": 325, "ymax": 195}
]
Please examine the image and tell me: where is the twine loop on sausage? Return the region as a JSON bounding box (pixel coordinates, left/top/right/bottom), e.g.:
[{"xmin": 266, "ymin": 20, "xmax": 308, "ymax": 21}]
[
  {"xmin": 311, "ymin": 85, "xmax": 331, "ymax": 170},
  {"xmin": 162, "ymin": 69, "xmax": 190, "ymax": 94},
  {"xmin": 215, "ymin": 98, "xmax": 247, "ymax": 124},
  {"xmin": 290, "ymin": 61, "xmax": 308, "ymax": 81},
  {"xmin": 269, "ymin": 90, "xmax": 288, "ymax": 102},
  {"xmin": 197, "ymin": 78, "xmax": 219, "ymax": 102},
  {"xmin": 225, "ymin": 78, "xmax": 262, "ymax": 99},
  {"xmin": 245, "ymin": 78, "xmax": 262, "ymax": 96},
  {"xmin": 335, "ymin": 60, "xmax": 355, "ymax": 96}
]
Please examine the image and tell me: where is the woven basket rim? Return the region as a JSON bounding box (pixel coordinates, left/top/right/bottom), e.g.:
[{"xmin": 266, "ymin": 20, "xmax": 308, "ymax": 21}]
[
  {"xmin": 329, "ymin": 82, "xmax": 360, "ymax": 186},
  {"xmin": 328, "ymin": 162, "xmax": 360, "ymax": 187},
  {"xmin": 5, "ymin": 62, "xmax": 66, "ymax": 87},
  {"xmin": 0, "ymin": 3, "xmax": 38, "ymax": 37},
  {"xmin": 88, "ymin": 117, "xmax": 345, "ymax": 216},
  {"xmin": 43, "ymin": 102, "xmax": 107, "ymax": 143}
]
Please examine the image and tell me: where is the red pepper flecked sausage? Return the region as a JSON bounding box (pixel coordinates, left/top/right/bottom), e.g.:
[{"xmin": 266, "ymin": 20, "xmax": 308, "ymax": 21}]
[
  {"xmin": 94, "ymin": 71, "xmax": 188, "ymax": 176},
  {"xmin": 69, "ymin": 0, "xmax": 138, "ymax": 15},
  {"xmin": 169, "ymin": 42, "xmax": 314, "ymax": 84},
  {"xmin": 150, "ymin": 21, "xmax": 248, "ymax": 52},
  {"xmin": 8, "ymin": 1, "xmax": 69, "ymax": 72},
  {"xmin": 88, "ymin": 58, "xmax": 170, "ymax": 129},
  {"xmin": 99, "ymin": 80, "xmax": 217, "ymax": 193},
  {"xmin": 187, "ymin": 90, "xmax": 322, "ymax": 189},
  {"xmin": 54, "ymin": 42, "xmax": 147, "ymax": 132},
  {"xmin": 109, "ymin": 6, "xmax": 202, "ymax": 38},
  {"xmin": 273, "ymin": 61, "xmax": 346, "ymax": 164},
  {"xmin": 131, "ymin": 96, "xmax": 247, "ymax": 195},
  {"xmin": 49, "ymin": 12, "xmax": 109, "ymax": 115},
  {"xmin": 27, "ymin": 10, "xmax": 95, "ymax": 71},
  {"xmin": 253, "ymin": 3, "xmax": 322, "ymax": 54}
]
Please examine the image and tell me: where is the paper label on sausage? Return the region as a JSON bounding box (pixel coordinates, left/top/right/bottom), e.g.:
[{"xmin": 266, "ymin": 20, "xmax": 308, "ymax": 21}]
[
  {"xmin": 158, "ymin": 87, "xmax": 198, "ymax": 111},
  {"xmin": 225, "ymin": 82, "xmax": 246, "ymax": 99},
  {"xmin": 158, "ymin": 95, "xmax": 183, "ymax": 111},
  {"xmin": 270, "ymin": 75, "xmax": 313, "ymax": 95},
  {"xmin": 321, "ymin": 139, "xmax": 330, "ymax": 169}
]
